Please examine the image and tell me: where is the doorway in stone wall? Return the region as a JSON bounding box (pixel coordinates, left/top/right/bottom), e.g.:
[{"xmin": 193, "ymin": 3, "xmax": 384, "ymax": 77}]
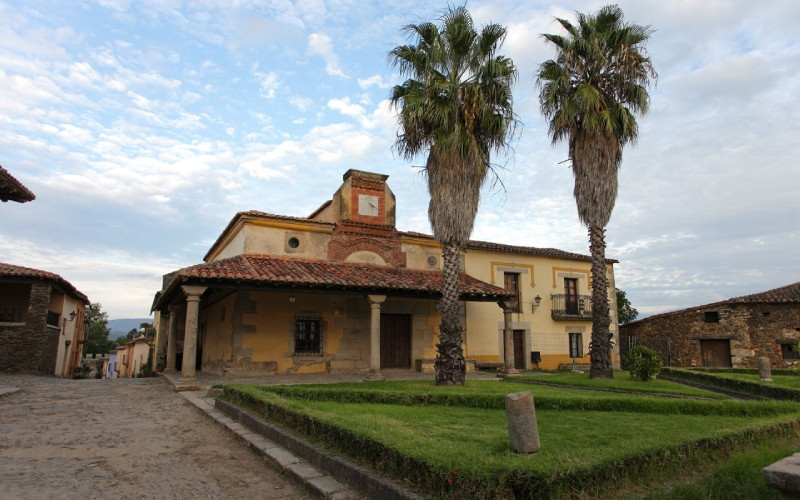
[
  {"xmin": 700, "ymin": 339, "xmax": 732, "ymax": 367},
  {"xmin": 380, "ymin": 314, "xmax": 411, "ymax": 369}
]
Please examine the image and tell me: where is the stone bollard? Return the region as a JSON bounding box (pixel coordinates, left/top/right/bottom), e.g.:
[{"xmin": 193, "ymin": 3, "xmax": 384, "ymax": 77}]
[
  {"xmin": 505, "ymin": 391, "xmax": 540, "ymax": 454},
  {"xmin": 759, "ymin": 356, "xmax": 773, "ymax": 383}
]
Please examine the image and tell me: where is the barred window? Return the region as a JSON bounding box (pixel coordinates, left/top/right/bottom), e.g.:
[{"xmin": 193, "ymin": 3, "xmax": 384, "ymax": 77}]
[{"xmin": 294, "ymin": 317, "xmax": 322, "ymax": 355}]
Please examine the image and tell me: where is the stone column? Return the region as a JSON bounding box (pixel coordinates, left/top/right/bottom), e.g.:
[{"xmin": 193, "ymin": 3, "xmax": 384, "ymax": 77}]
[
  {"xmin": 505, "ymin": 391, "xmax": 540, "ymax": 454},
  {"xmin": 176, "ymin": 285, "xmax": 206, "ymax": 391},
  {"xmin": 154, "ymin": 309, "xmax": 169, "ymax": 371},
  {"xmin": 499, "ymin": 299, "xmax": 519, "ymax": 376},
  {"xmin": 366, "ymin": 295, "xmax": 386, "ymax": 381},
  {"xmin": 165, "ymin": 305, "xmax": 179, "ymax": 373},
  {"xmin": 759, "ymin": 356, "xmax": 773, "ymax": 383}
]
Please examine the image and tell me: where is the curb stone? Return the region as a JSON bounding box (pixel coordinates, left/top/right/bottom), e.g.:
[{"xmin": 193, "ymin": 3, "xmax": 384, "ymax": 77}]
[
  {"xmin": 180, "ymin": 390, "xmax": 421, "ymax": 499},
  {"xmin": 179, "ymin": 390, "xmax": 360, "ymax": 499},
  {"xmin": 214, "ymin": 399, "xmax": 424, "ymax": 500}
]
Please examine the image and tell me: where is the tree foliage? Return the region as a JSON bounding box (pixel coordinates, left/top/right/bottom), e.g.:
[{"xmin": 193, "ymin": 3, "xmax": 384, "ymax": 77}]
[
  {"xmin": 389, "ymin": 6, "xmax": 517, "ymax": 385},
  {"xmin": 624, "ymin": 345, "xmax": 662, "ymax": 381},
  {"xmin": 616, "ymin": 288, "xmax": 639, "ymax": 324},
  {"xmin": 82, "ymin": 303, "xmax": 115, "ymax": 355},
  {"xmin": 537, "ymin": 4, "xmax": 656, "ymax": 379}
]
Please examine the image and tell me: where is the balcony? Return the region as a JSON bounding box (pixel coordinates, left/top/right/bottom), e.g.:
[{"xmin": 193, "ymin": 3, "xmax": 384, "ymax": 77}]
[{"xmin": 551, "ymin": 294, "xmax": 592, "ymax": 321}]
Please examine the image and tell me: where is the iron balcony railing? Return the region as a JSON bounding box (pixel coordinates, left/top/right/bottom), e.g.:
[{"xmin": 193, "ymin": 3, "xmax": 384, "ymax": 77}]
[
  {"xmin": 551, "ymin": 293, "xmax": 592, "ymax": 320},
  {"xmin": 0, "ymin": 306, "xmax": 24, "ymax": 323}
]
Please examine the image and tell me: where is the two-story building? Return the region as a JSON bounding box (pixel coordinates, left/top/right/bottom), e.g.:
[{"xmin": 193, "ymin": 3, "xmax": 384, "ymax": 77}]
[{"xmin": 151, "ymin": 170, "xmax": 618, "ymax": 388}]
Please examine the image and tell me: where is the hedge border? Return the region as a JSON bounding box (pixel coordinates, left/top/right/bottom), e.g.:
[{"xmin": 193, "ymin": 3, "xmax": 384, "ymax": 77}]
[
  {"xmin": 257, "ymin": 384, "xmax": 800, "ymax": 417},
  {"xmin": 221, "ymin": 385, "xmax": 800, "ymax": 499},
  {"xmin": 662, "ymin": 368, "xmax": 800, "ymax": 401}
]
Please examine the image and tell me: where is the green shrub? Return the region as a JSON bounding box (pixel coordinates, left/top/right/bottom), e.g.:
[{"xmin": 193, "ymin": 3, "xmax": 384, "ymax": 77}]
[{"xmin": 626, "ymin": 346, "xmax": 663, "ymax": 381}]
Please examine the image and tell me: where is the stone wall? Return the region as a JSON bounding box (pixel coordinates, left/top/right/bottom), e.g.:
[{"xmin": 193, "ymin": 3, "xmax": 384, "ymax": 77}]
[
  {"xmin": 0, "ymin": 283, "xmax": 59, "ymax": 375},
  {"xmin": 620, "ymin": 302, "xmax": 800, "ymax": 369}
]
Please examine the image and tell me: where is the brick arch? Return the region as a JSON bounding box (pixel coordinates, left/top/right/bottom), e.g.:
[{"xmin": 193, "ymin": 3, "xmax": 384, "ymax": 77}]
[{"xmin": 328, "ymin": 235, "xmax": 406, "ymax": 268}]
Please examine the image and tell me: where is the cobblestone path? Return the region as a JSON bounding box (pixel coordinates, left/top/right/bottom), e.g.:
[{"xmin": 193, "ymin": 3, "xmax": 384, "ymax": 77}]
[{"xmin": 0, "ymin": 375, "xmax": 309, "ymax": 499}]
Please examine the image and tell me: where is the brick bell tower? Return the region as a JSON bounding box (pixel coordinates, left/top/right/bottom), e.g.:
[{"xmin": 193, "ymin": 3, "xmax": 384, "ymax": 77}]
[{"xmin": 327, "ymin": 170, "xmax": 406, "ymax": 267}]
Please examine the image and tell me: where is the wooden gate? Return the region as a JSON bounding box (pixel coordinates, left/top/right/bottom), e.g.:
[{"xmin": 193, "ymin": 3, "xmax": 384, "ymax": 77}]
[
  {"xmin": 700, "ymin": 339, "xmax": 732, "ymax": 367},
  {"xmin": 380, "ymin": 314, "xmax": 411, "ymax": 369}
]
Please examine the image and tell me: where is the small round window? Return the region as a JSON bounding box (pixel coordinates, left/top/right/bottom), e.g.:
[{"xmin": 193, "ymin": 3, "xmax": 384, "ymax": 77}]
[
  {"xmin": 427, "ymin": 256, "xmax": 438, "ymax": 267},
  {"xmin": 288, "ymin": 237, "xmax": 300, "ymax": 249}
]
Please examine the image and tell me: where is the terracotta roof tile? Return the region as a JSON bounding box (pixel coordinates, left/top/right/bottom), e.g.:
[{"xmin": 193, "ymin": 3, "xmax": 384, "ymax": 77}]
[
  {"xmin": 727, "ymin": 281, "xmax": 800, "ymax": 304},
  {"xmin": 0, "ymin": 262, "xmax": 88, "ymax": 303},
  {"xmin": 622, "ymin": 281, "xmax": 800, "ymax": 326},
  {"xmin": 401, "ymin": 231, "xmax": 614, "ymax": 263},
  {"xmin": 158, "ymin": 254, "xmax": 511, "ymax": 308},
  {"xmin": 0, "ymin": 166, "xmax": 35, "ymax": 203}
]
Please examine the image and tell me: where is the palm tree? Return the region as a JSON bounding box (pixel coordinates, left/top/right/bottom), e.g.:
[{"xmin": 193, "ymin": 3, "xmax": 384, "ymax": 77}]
[
  {"xmin": 389, "ymin": 6, "xmax": 516, "ymax": 385},
  {"xmin": 537, "ymin": 5, "xmax": 656, "ymax": 379}
]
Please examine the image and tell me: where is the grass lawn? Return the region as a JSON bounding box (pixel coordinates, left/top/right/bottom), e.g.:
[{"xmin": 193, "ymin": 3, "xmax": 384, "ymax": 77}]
[
  {"xmin": 223, "ymin": 379, "xmax": 800, "ymax": 498},
  {"xmin": 507, "ymin": 370, "xmax": 729, "ymax": 398}
]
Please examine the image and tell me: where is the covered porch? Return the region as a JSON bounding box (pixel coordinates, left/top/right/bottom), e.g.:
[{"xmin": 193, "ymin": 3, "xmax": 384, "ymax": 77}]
[{"xmin": 152, "ymin": 254, "xmax": 515, "ymax": 391}]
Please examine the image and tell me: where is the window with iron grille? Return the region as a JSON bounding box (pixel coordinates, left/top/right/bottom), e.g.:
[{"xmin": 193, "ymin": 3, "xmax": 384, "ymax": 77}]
[
  {"xmin": 781, "ymin": 342, "xmax": 800, "ymax": 360},
  {"xmin": 294, "ymin": 317, "xmax": 322, "ymax": 355},
  {"xmin": 569, "ymin": 332, "xmax": 583, "ymax": 358}
]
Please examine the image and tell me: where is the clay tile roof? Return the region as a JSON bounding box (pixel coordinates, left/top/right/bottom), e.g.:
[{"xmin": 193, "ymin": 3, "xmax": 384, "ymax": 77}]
[
  {"xmin": 727, "ymin": 281, "xmax": 800, "ymax": 304},
  {"xmin": 0, "ymin": 262, "xmax": 88, "ymax": 303},
  {"xmin": 0, "ymin": 166, "xmax": 35, "ymax": 203},
  {"xmin": 621, "ymin": 281, "xmax": 800, "ymax": 326},
  {"xmin": 158, "ymin": 254, "xmax": 511, "ymax": 308},
  {"xmin": 401, "ymin": 232, "xmax": 615, "ymax": 263}
]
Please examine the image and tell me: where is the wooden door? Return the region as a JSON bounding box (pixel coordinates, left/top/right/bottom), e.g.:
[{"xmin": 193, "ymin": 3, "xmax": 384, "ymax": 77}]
[
  {"xmin": 513, "ymin": 330, "xmax": 525, "ymax": 370},
  {"xmin": 700, "ymin": 339, "xmax": 732, "ymax": 367},
  {"xmin": 380, "ymin": 314, "xmax": 411, "ymax": 369}
]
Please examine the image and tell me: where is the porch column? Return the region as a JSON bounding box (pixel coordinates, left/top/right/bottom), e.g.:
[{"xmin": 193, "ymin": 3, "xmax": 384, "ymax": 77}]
[
  {"xmin": 500, "ymin": 299, "xmax": 519, "ymax": 376},
  {"xmin": 176, "ymin": 285, "xmax": 206, "ymax": 391},
  {"xmin": 154, "ymin": 309, "xmax": 169, "ymax": 372},
  {"xmin": 367, "ymin": 295, "xmax": 386, "ymax": 380},
  {"xmin": 165, "ymin": 305, "xmax": 179, "ymax": 373}
]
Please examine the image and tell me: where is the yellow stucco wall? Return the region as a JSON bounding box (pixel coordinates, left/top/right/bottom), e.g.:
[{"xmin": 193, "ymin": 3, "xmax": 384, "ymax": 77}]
[
  {"xmin": 213, "ymin": 229, "xmax": 245, "ymax": 261},
  {"xmin": 243, "ymin": 291, "xmax": 339, "ymax": 374},
  {"xmin": 200, "ymin": 293, "xmax": 235, "ymax": 365},
  {"xmin": 463, "ymin": 249, "xmax": 618, "ymax": 370}
]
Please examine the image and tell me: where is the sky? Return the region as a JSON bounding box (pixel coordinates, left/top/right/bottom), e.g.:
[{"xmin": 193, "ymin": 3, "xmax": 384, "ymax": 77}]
[{"xmin": 0, "ymin": 0, "xmax": 798, "ymax": 320}]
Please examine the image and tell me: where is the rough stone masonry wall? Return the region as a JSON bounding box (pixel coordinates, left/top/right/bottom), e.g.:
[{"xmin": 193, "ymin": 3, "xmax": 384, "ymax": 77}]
[
  {"xmin": 620, "ymin": 303, "xmax": 800, "ymax": 369},
  {"xmin": 0, "ymin": 283, "xmax": 59, "ymax": 375}
]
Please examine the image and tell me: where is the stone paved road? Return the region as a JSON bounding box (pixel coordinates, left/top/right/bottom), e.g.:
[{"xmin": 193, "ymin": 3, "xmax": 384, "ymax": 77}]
[{"xmin": 0, "ymin": 375, "xmax": 310, "ymax": 500}]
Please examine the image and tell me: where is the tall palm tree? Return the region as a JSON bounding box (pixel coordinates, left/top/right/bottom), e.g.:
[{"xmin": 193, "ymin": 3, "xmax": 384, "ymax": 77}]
[
  {"xmin": 389, "ymin": 6, "xmax": 516, "ymax": 385},
  {"xmin": 537, "ymin": 5, "xmax": 656, "ymax": 379}
]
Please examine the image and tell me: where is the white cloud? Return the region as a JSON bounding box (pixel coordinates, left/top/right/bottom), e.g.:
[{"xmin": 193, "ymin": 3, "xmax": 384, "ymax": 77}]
[
  {"xmin": 289, "ymin": 95, "xmax": 314, "ymax": 112},
  {"xmin": 307, "ymin": 32, "xmax": 347, "ymax": 78},
  {"xmin": 358, "ymin": 74, "xmax": 390, "ymax": 89},
  {"xmin": 256, "ymin": 70, "xmax": 280, "ymax": 99}
]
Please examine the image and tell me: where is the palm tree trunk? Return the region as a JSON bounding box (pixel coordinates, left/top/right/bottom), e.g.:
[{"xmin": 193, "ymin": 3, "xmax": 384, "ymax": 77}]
[
  {"xmin": 434, "ymin": 242, "xmax": 466, "ymax": 385},
  {"xmin": 588, "ymin": 224, "xmax": 614, "ymax": 379}
]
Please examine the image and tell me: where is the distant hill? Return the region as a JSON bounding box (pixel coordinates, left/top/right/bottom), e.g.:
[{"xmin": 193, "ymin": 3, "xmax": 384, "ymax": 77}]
[{"xmin": 108, "ymin": 318, "xmax": 152, "ymax": 339}]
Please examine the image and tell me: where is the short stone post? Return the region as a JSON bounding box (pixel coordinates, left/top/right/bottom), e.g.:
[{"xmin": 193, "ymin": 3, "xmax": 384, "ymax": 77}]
[
  {"xmin": 505, "ymin": 391, "xmax": 540, "ymax": 454},
  {"xmin": 759, "ymin": 356, "xmax": 773, "ymax": 383}
]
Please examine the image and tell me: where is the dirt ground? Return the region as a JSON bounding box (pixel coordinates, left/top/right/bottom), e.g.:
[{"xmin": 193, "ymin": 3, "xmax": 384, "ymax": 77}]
[{"xmin": 0, "ymin": 374, "xmax": 309, "ymax": 499}]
